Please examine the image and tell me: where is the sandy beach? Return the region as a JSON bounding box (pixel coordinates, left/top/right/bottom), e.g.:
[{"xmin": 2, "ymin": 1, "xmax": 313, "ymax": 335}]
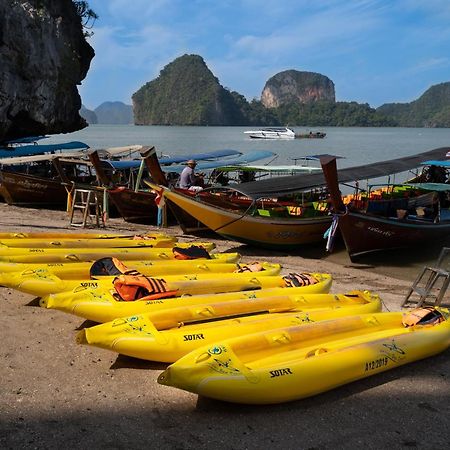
[{"xmin": 0, "ymin": 202, "xmax": 449, "ymax": 449}]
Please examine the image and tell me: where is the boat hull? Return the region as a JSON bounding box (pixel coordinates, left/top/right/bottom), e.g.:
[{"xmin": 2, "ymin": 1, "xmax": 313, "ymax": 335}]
[
  {"xmin": 337, "ymin": 211, "xmax": 450, "ymax": 260},
  {"xmin": 162, "ymin": 189, "xmax": 332, "ymax": 248},
  {"xmin": 0, "ymin": 171, "xmax": 68, "ymax": 208}
]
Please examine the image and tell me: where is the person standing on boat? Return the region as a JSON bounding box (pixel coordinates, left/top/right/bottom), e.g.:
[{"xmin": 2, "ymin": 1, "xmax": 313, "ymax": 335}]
[{"xmin": 179, "ymin": 159, "xmax": 204, "ymax": 191}]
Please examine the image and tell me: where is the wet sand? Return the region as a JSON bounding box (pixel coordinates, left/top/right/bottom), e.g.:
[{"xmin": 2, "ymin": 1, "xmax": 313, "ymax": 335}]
[{"xmin": 0, "ymin": 203, "xmax": 449, "ymax": 449}]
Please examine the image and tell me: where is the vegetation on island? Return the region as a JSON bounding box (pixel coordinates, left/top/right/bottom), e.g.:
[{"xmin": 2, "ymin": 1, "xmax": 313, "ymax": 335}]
[{"xmin": 376, "ymin": 82, "xmax": 450, "ymax": 127}]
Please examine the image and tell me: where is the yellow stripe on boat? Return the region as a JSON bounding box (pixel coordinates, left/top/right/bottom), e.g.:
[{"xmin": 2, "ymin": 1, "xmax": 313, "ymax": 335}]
[
  {"xmin": 40, "ymin": 273, "xmax": 332, "ymax": 323},
  {"xmin": 158, "ymin": 308, "xmax": 450, "ymax": 404},
  {"xmin": 0, "ymin": 262, "xmax": 282, "ymax": 296},
  {"xmin": 77, "ymin": 291, "xmax": 381, "ymax": 362}
]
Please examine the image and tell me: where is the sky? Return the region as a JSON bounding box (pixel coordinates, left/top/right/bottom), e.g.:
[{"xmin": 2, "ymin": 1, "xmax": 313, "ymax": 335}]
[{"xmin": 79, "ymin": 0, "xmax": 450, "ymax": 110}]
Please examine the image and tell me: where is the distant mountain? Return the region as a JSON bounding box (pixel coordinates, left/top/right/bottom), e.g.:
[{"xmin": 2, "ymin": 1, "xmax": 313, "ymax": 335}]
[
  {"xmin": 80, "ymin": 105, "xmax": 97, "ymax": 124},
  {"xmin": 377, "ymin": 82, "xmax": 450, "ymax": 127},
  {"xmin": 261, "ymin": 70, "xmax": 335, "ymax": 108},
  {"xmin": 94, "ymin": 101, "xmax": 133, "ymax": 124},
  {"xmin": 132, "ymin": 54, "xmax": 251, "ymax": 125},
  {"xmin": 130, "ymin": 53, "xmax": 448, "ymax": 127}
]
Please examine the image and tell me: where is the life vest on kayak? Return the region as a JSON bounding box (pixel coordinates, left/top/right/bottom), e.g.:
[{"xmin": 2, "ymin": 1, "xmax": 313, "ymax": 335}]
[
  {"xmin": 283, "ymin": 273, "xmax": 318, "ymax": 287},
  {"xmin": 90, "ymin": 257, "xmax": 140, "ymax": 278},
  {"xmin": 234, "ymin": 262, "xmax": 264, "ymax": 273},
  {"xmin": 402, "ymin": 307, "xmax": 444, "ymax": 327},
  {"xmin": 113, "ymin": 274, "xmax": 178, "ymax": 301},
  {"xmin": 172, "ymin": 245, "xmax": 211, "ymax": 260}
]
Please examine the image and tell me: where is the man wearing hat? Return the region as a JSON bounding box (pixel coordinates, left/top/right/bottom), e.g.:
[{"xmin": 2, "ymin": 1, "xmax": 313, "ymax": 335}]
[{"xmin": 179, "ymin": 159, "xmax": 203, "ymax": 191}]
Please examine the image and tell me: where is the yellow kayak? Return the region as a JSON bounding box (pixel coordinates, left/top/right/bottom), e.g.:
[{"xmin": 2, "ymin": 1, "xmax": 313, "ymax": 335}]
[
  {"xmin": 0, "ymin": 243, "xmax": 216, "ymax": 263},
  {"xmin": 0, "ymin": 259, "xmax": 248, "ymax": 279},
  {"xmin": 77, "ymin": 291, "xmax": 382, "ymax": 362},
  {"xmin": 158, "ymin": 307, "xmax": 450, "ymax": 404},
  {"xmin": 40, "ymin": 273, "xmax": 332, "ymax": 322},
  {"xmin": 0, "ymin": 236, "xmax": 178, "ymax": 249},
  {"xmin": 0, "ymin": 262, "xmax": 282, "ymax": 296},
  {"xmin": 0, "ymin": 231, "xmax": 170, "ymax": 239}
]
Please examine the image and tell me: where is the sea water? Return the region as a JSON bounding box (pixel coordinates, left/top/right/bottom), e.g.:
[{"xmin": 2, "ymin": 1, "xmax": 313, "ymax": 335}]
[{"xmin": 45, "ymin": 125, "xmax": 450, "ymax": 279}]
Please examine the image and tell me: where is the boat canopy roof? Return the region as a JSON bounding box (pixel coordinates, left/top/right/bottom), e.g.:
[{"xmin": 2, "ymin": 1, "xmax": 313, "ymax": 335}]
[
  {"xmin": 234, "ymin": 147, "xmax": 450, "ymax": 199},
  {"xmin": 216, "ymin": 164, "xmax": 321, "ymax": 174},
  {"xmin": 0, "ymin": 141, "xmax": 89, "ymax": 158},
  {"xmin": 101, "ymin": 149, "xmax": 243, "ymax": 170},
  {"xmin": 404, "ymin": 182, "xmax": 450, "ymax": 192},
  {"xmin": 420, "ymin": 160, "xmax": 450, "ymax": 168}
]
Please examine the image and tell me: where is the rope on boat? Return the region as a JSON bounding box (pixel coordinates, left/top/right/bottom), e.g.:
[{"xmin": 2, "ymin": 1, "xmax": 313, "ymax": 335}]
[{"xmin": 324, "ymin": 214, "xmax": 339, "ymax": 252}]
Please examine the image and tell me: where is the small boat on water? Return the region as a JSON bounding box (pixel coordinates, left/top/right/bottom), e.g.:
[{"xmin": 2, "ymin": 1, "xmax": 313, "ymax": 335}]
[
  {"xmin": 296, "ymin": 131, "xmax": 326, "ymax": 139},
  {"xmin": 244, "ymin": 127, "xmax": 296, "ymax": 139},
  {"xmin": 158, "ymin": 307, "xmax": 450, "ymax": 404}
]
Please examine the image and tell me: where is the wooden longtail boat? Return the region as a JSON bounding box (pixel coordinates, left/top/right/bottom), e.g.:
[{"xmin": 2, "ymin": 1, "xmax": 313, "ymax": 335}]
[
  {"xmin": 320, "ymin": 154, "xmax": 450, "ymax": 261},
  {"xmin": 150, "ymin": 184, "xmax": 332, "ymax": 248}
]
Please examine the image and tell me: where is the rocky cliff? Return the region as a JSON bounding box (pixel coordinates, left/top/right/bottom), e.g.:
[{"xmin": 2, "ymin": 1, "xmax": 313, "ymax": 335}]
[
  {"xmin": 0, "ymin": 0, "xmax": 94, "ymax": 141},
  {"xmin": 261, "ymin": 70, "xmax": 335, "ymax": 108},
  {"xmin": 132, "ymin": 54, "xmax": 247, "ymax": 126}
]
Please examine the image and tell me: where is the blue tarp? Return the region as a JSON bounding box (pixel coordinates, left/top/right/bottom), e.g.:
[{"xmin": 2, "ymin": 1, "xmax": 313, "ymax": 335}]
[
  {"xmin": 0, "ymin": 141, "xmax": 89, "ymax": 158},
  {"xmin": 421, "ymin": 160, "xmax": 450, "ymax": 167}
]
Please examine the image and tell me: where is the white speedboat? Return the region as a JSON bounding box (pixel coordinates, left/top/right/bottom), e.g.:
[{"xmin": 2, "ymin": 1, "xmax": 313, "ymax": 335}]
[{"xmin": 244, "ymin": 127, "xmax": 295, "ymax": 139}]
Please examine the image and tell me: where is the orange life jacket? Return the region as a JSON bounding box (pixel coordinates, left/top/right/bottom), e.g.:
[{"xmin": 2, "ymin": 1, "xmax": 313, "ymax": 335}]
[
  {"xmin": 402, "ymin": 307, "xmax": 444, "ymax": 327},
  {"xmin": 234, "ymin": 262, "xmax": 264, "ymax": 273},
  {"xmin": 113, "ymin": 274, "xmax": 178, "ymax": 301},
  {"xmin": 283, "ymin": 272, "xmax": 317, "ymax": 287}
]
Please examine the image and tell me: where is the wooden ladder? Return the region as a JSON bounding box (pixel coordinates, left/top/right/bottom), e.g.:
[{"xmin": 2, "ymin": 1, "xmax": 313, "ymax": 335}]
[
  {"xmin": 402, "ymin": 247, "xmax": 450, "ymax": 307},
  {"xmin": 69, "ymin": 188, "xmax": 105, "ymax": 228}
]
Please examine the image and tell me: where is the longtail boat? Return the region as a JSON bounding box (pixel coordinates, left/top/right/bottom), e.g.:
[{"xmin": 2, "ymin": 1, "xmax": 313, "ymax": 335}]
[{"xmin": 320, "ymin": 151, "xmax": 450, "ymax": 260}]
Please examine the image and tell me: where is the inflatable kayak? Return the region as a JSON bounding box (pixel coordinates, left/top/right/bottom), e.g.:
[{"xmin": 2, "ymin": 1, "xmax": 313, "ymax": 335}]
[
  {"xmin": 77, "ymin": 291, "xmax": 382, "ymax": 362},
  {"xmin": 0, "ymin": 243, "xmax": 217, "ymax": 263},
  {"xmin": 40, "ymin": 273, "xmax": 332, "ymax": 322},
  {"xmin": 0, "ymin": 231, "xmax": 171, "ymax": 240},
  {"xmin": 0, "ymin": 262, "xmax": 282, "ymax": 296},
  {"xmin": 0, "ymin": 236, "xmax": 179, "ymax": 249},
  {"xmin": 158, "ymin": 307, "xmax": 450, "ymax": 404},
  {"xmin": 0, "ymin": 258, "xmax": 249, "ymax": 280}
]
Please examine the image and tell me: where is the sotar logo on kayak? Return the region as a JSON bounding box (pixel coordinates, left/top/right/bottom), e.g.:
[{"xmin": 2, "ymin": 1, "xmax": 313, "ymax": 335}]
[
  {"xmin": 269, "ymin": 368, "xmax": 293, "ymax": 378},
  {"xmin": 183, "ymin": 333, "xmax": 205, "ymax": 341},
  {"xmin": 80, "ymin": 282, "xmax": 98, "ymax": 288}
]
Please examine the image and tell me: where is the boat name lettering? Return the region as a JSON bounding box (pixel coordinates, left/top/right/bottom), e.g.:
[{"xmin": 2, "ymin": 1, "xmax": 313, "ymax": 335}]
[
  {"xmin": 367, "ymin": 226, "xmax": 394, "ymax": 237},
  {"xmin": 269, "ymin": 368, "xmax": 293, "ymax": 378},
  {"xmin": 80, "ymin": 282, "xmax": 98, "ymax": 288},
  {"xmin": 268, "ymin": 231, "xmax": 302, "ymax": 240},
  {"xmin": 183, "ymin": 333, "xmax": 205, "ymax": 341},
  {"xmin": 365, "ymin": 357, "xmax": 388, "ymax": 372}
]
